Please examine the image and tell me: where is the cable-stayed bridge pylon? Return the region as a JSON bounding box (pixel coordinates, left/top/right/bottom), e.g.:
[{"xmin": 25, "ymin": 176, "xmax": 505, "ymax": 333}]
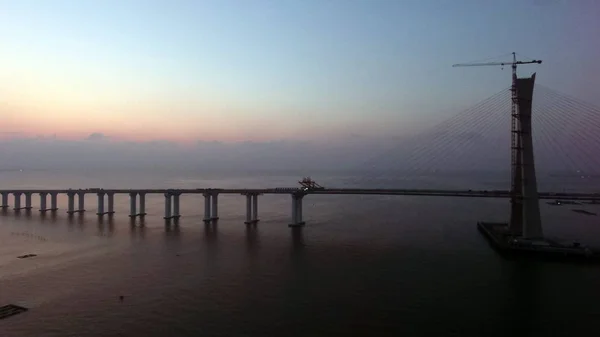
[{"xmin": 349, "ymin": 72, "xmax": 600, "ymax": 245}]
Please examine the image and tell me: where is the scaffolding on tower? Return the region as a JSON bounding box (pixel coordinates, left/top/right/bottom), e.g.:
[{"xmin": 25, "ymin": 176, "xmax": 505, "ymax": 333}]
[{"xmin": 453, "ymin": 52, "xmax": 542, "ymax": 237}]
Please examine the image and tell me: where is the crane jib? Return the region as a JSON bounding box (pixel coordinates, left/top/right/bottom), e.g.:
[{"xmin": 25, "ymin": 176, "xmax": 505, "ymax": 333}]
[{"xmin": 452, "ymin": 60, "xmax": 542, "ymax": 67}]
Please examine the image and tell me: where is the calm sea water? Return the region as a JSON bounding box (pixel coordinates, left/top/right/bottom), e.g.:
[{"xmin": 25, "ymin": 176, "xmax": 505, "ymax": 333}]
[{"xmin": 1, "ymin": 169, "xmax": 600, "ymax": 337}]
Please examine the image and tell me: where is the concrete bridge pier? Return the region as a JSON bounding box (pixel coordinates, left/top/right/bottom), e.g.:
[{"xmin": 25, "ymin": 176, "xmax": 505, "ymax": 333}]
[
  {"xmin": 290, "ymin": 195, "xmax": 297, "ymax": 226},
  {"xmin": 163, "ymin": 192, "xmax": 181, "ymax": 220},
  {"xmin": 1, "ymin": 192, "xmax": 9, "ymax": 209},
  {"xmin": 128, "ymin": 192, "xmax": 137, "ymax": 218},
  {"xmin": 77, "ymin": 191, "xmax": 86, "ymax": 213},
  {"xmin": 211, "ymin": 193, "xmax": 219, "ymax": 220},
  {"xmin": 13, "ymin": 192, "xmax": 22, "ymax": 211},
  {"xmin": 244, "ymin": 194, "xmax": 253, "ymax": 224},
  {"xmin": 39, "ymin": 192, "xmax": 48, "ymax": 212},
  {"xmin": 66, "ymin": 191, "xmax": 85, "ymax": 214},
  {"xmin": 138, "ymin": 193, "xmax": 147, "ymax": 217},
  {"xmin": 297, "ymin": 195, "xmax": 304, "ymax": 224},
  {"xmin": 67, "ymin": 192, "xmax": 76, "ymax": 214},
  {"xmin": 24, "ymin": 192, "xmax": 33, "ymax": 210},
  {"xmin": 243, "ymin": 193, "xmax": 260, "ymax": 224},
  {"xmin": 106, "ymin": 192, "xmax": 115, "ymax": 215},
  {"xmin": 289, "ymin": 193, "xmax": 306, "ymax": 227},
  {"xmin": 203, "ymin": 193, "xmax": 212, "ymax": 223},
  {"xmin": 252, "ymin": 194, "xmax": 259, "ymax": 223},
  {"xmin": 172, "ymin": 193, "xmax": 181, "ymax": 219},
  {"xmin": 96, "ymin": 192, "xmax": 105, "ymax": 215},
  {"xmin": 163, "ymin": 193, "xmax": 172, "ymax": 220},
  {"xmin": 49, "ymin": 192, "xmax": 58, "ymax": 211}
]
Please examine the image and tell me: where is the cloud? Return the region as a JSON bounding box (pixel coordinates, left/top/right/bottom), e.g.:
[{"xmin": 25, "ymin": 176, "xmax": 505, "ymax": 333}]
[{"xmin": 86, "ymin": 132, "xmax": 109, "ymax": 141}]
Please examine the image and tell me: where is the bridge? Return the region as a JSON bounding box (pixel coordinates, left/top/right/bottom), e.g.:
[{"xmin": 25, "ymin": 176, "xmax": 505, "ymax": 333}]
[
  {"xmin": 1, "ymin": 187, "xmax": 599, "ymax": 227},
  {"xmin": 2, "ymin": 70, "xmax": 600, "ymax": 249}
]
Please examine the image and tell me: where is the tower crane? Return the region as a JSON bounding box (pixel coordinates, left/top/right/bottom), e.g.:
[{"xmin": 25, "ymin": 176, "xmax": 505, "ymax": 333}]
[
  {"xmin": 452, "ymin": 52, "xmax": 541, "ymax": 75},
  {"xmin": 452, "ymin": 52, "xmax": 542, "ymax": 227}
]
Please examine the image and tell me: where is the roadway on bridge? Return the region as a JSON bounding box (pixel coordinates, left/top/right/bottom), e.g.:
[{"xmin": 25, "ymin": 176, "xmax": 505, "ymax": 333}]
[{"xmin": 0, "ymin": 188, "xmax": 598, "ymax": 201}]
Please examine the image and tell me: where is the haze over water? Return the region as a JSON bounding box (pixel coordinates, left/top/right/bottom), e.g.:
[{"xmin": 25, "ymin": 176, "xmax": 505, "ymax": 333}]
[{"xmin": 2, "ymin": 169, "xmax": 600, "ymax": 336}]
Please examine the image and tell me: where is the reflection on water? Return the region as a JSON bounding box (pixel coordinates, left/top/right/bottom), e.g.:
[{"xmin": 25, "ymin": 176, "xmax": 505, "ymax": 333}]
[
  {"xmin": 98, "ymin": 215, "xmax": 115, "ymax": 236},
  {"xmin": 203, "ymin": 221, "xmax": 218, "ymax": 244},
  {"xmin": 507, "ymin": 261, "xmax": 542, "ymax": 335},
  {"xmin": 291, "ymin": 227, "xmax": 305, "ymax": 251},
  {"xmin": 39, "ymin": 211, "xmax": 58, "ymax": 224},
  {"xmin": 164, "ymin": 222, "xmax": 181, "ymax": 236},
  {"xmin": 245, "ymin": 224, "xmax": 259, "ymax": 255}
]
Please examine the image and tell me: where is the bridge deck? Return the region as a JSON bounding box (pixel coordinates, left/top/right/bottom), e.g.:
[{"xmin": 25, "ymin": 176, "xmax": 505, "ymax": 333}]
[{"xmin": 0, "ymin": 188, "xmax": 598, "ymax": 200}]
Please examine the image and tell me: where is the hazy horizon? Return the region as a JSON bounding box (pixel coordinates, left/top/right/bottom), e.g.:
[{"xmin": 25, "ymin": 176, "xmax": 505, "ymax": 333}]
[{"xmin": 1, "ymin": 1, "xmax": 599, "ymax": 174}]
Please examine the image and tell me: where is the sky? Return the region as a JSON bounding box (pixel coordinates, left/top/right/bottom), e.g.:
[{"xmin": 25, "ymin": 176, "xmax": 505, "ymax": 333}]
[{"xmin": 0, "ymin": 0, "xmax": 599, "ymax": 170}]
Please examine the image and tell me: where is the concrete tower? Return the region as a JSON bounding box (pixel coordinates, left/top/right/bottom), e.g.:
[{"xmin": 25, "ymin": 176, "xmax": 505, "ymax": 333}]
[{"xmin": 510, "ymin": 73, "xmax": 543, "ymax": 239}]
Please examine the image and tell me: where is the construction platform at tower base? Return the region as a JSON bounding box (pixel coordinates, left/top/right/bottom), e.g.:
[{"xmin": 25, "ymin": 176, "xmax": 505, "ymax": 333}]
[{"xmin": 477, "ymin": 222, "xmax": 600, "ymax": 262}]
